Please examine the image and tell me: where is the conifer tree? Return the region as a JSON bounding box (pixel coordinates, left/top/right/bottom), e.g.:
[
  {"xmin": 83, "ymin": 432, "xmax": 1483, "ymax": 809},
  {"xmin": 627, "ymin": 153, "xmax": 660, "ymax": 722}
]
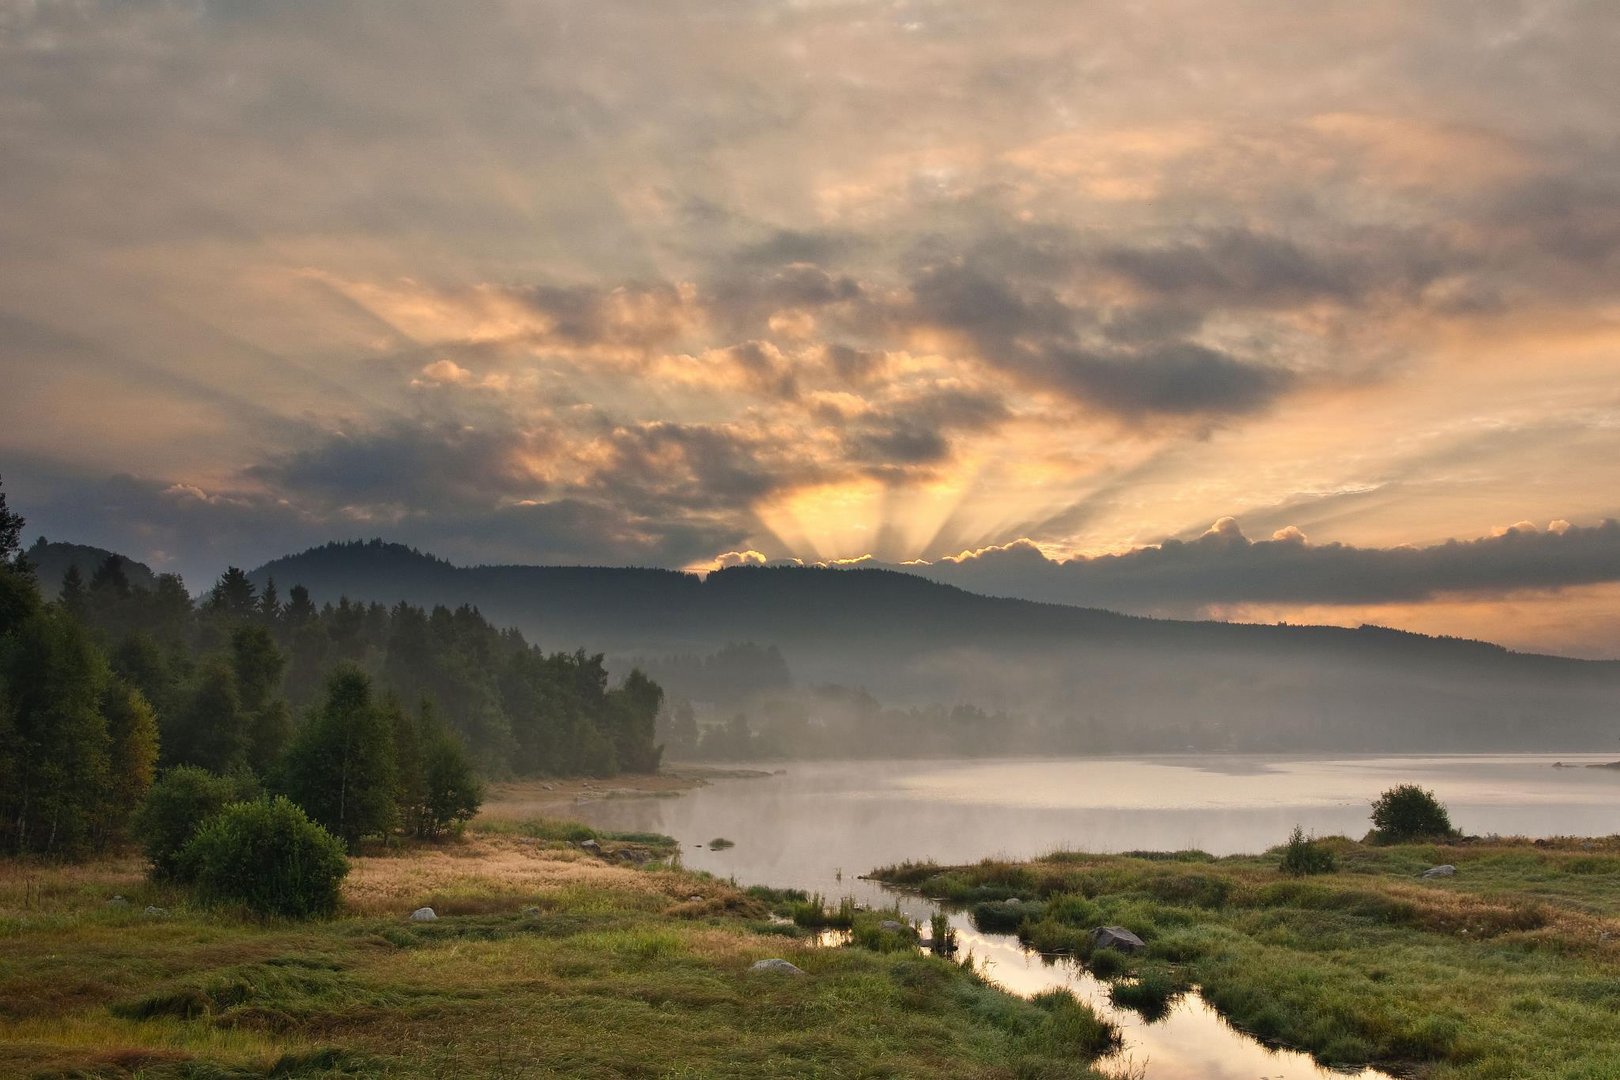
[{"xmin": 280, "ymin": 665, "xmax": 398, "ymax": 848}]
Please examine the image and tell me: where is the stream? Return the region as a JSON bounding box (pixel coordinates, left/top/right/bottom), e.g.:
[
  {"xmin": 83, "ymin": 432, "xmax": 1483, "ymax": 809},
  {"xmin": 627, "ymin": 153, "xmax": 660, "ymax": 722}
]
[{"xmin": 568, "ymin": 754, "xmax": 1620, "ymax": 1078}]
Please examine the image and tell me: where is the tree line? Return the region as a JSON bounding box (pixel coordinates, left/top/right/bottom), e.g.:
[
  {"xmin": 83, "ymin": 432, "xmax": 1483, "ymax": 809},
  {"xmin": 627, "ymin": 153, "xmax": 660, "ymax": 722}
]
[{"xmin": 0, "ymin": 478, "xmax": 664, "ymax": 859}]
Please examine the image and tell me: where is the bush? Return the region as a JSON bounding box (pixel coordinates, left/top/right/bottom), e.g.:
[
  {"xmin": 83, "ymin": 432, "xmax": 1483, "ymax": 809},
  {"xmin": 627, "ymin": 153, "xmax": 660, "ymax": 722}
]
[
  {"xmin": 135, "ymin": 766, "xmax": 260, "ymax": 880},
  {"xmin": 179, "ymin": 797, "xmax": 348, "ymax": 918},
  {"xmin": 1279, "ymin": 825, "xmax": 1337, "ymax": 876},
  {"xmin": 1370, "ymin": 785, "xmax": 1455, "ymax": 842}
]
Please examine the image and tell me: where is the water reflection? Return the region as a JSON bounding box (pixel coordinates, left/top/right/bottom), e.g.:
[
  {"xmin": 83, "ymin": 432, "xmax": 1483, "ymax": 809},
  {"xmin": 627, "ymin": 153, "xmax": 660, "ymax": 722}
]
[
  {"xmin": 570, "ymin": 754, "xmax": 1618, "ymax": 1080},
  {"xmin": 950, "ymin": 918, "xmax": 1389, "ymax": 1080}
]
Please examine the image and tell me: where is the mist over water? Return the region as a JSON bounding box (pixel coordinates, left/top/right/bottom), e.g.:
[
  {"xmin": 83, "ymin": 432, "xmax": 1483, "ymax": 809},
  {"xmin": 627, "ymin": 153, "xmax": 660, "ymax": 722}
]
[{"xmin": 572, "ymin": 754, "xmax": 1619, "ymax": 1080}]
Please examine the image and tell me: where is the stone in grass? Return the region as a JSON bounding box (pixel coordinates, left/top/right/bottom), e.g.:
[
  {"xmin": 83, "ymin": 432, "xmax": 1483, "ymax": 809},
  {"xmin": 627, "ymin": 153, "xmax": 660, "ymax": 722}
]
[
  {"xmin": 143, "ymin": 905, "xmax": 168, "ymax": 916},
  {"xmin": 410, "ymin": 907, "xmax": 438, "ymax": 922},
  {"xmin": 1421, "ymin": 864, "xmax": 1457, "ymax": 878},
  {"xmin": 105, "ymin": 896, "xmax": 130, "ymax": 909},
  {"xmin": 1091, "ymin": 926, "xmax": 1146, "ymax": 953},
  {"xmin": 579, "ymin": 839, "xmax": 603, "ymax": 855},
  {"xmin": 749, "ymin": 958, "xmax": 807, "ymax": 976}
]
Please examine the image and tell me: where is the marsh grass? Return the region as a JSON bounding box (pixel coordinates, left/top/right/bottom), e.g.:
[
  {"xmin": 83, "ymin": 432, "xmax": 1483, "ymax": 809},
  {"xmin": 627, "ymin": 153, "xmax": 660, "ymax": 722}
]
[
  {"xmin": 3, "ymin": 834, "xmax": 1116, "ymax": 1079},
  {"xmin": 875, "ymin": 836, "xmax": 1620, "ymax": 1078}
]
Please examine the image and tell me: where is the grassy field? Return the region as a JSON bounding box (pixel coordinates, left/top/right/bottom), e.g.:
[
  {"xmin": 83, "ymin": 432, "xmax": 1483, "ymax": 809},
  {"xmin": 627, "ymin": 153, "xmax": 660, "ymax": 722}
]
[
  {"xmin": 0, "ymin": 819, "xmax": 1121, "ymax": 1079},
  {"xmin": 875, "ymin": 836, "xmax": 1620, "ymax": 1080}
]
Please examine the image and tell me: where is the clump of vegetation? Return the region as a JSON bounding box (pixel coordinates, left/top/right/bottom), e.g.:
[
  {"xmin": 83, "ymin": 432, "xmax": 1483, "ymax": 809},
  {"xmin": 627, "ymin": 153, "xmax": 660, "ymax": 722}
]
[
  {"xmin": 134, "ymin": 765, "xmax": 260, "ymax": 879},
  {"xmin": 1278, "ymin": 825, "xmax": 1337, "ymax": 876},
  {"xmin": 178, "ymin": 796, "xmax": 348, "ymax": 918},
  {"xmin": 1027, "ymin": 988, "xmax": 1122, "ymax": 1057},
  {"xmin": 1370, "ymin": 784, "xmax": 1455, "ymax": 842},
  {"xmin": 708, "ymin": 837, "xmax": 735, "ymax": 850},
  {"xmin": 927, "ymin": 910, "xmax": 957, "ymax": 953},
  {"xmin": 788, "ymin": 893, "xmax": 858, "ymax": 929},
  {"xmin": 1107, "ymin": 963, "xmax": 1187, "ymax": 1021},
  {"xmin": 970, "ymin": 897, "xmax": 1044, "ymax": 932},
  {"xmin": 850, "ymin": 909, "xmax": 918, "ymax": 952}
]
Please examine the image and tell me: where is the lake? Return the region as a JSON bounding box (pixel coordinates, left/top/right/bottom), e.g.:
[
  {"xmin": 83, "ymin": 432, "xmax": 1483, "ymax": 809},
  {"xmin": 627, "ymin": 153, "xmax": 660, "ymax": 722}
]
[{"xmin": 569, "ymin": 754, "xmax": 1620, "ymax": 1080}]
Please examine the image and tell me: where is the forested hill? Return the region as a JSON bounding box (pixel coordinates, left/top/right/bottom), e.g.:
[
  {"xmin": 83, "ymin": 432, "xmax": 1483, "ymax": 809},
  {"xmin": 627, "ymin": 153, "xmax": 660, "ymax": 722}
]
[
  {"xmin": 246, "ymin": 540, "xmax": 1620, "ymax": 753},
  {"xmin": 250, "ymin": 539, "xmax": 1589, "ymax": 668},
  {"xmin": 26, "ymin": 538, "xmax": 158, "ymax": 594}
]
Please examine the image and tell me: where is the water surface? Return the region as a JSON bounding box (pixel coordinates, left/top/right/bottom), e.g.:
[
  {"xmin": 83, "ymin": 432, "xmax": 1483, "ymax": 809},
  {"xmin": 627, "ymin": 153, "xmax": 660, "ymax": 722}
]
[{"xmin": 571, "ymin": 754, "xmax": 1620, "ymax": 1080}]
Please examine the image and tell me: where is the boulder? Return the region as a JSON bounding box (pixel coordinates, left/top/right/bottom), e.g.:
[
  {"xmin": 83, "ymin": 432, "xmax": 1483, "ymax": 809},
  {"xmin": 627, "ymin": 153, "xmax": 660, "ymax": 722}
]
[
  {"xmin": 1091, "ymin": 926, "xmax": 1146, "ymax": 953},
  {"xmin": 142, "ymin": 905, "xmax": 168, "ymax": 916},
  {"xmin": 749, "ymin": 958, "xmax": 806, "ymax": 976},
  {"xmin": 410, "ymin": 906, "xmax": 438, "ymax": 922},
  {"xmin": 579, "ymin": 839, "xmax": 602, "ymax": 855},
  {"xmin": 1421, "ymin": 864, "xmax": 1457, "ymax": 879}
]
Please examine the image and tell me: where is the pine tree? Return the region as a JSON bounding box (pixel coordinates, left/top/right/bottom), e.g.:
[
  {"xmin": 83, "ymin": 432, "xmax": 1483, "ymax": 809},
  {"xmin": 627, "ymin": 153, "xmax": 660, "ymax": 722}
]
[
  {"xmin": 0, "ymin": 608, "xmax": 113, "ymax": 856},
  {"xmin": 97, "ymin": 683, "xmax": 159, "ymax": 848},
  {"xmin": 280, "ymin": 665, "xmax": 398, "ymax": 848},
  {"xmin": 164, "ymin": 658, "xmax": 247, "ymax": 773},
  {"xmin": 207, "ymin": 567, "xmax": 257, "ymax": 620},
  {"xmin": 58, "ymin": 564, "xmax": 87, "ymax": 619}
]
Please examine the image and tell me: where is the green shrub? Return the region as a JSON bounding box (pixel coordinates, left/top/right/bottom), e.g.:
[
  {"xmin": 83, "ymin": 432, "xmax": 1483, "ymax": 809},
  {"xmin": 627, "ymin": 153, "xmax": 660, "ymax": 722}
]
[
  {"xmin": 134, "ymin": 766, "xmax": 259, "ymax": 880},
  {"xmin": 179, "ymin": 797, "xmax": 348, "ymax": 918},
  {"xmin": 1279, "ymin": 825, "xmax": 1337, "ymax": 876},
  {"xmin": 1370, "ymin": 785, "xmax": 1455, "ymax": 842}
]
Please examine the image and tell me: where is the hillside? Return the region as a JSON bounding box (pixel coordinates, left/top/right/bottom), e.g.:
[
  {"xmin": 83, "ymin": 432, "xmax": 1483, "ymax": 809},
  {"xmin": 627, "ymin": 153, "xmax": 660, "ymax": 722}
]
[
  {"xmin": 25, "ymin": 538, "xmax": 159, "ymax": 595},
  {"xmin": 247, "ymin": 540, "xmax": 1620, "ymax": 753}
]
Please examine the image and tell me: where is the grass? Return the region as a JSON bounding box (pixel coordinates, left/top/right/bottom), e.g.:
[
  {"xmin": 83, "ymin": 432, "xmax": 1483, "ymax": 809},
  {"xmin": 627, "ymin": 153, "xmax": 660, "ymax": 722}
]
[
  {"xmin": 875, "ymin": 835, "xmax": 1620, "ymax": 1079},
  {"xmin": 1, "ymin": 828, "xmax": 1120, "ymax": 1079}
]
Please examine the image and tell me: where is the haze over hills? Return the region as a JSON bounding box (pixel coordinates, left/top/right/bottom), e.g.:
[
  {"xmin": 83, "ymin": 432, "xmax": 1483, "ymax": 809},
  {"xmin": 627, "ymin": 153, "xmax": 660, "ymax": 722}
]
[
  {"xmin": 25, "ymin": 539, "xmax": 158, "ymax": 595},
  {"xmin": 247, "ymin": 540, "xmax": 1620, "ymax": 755}
]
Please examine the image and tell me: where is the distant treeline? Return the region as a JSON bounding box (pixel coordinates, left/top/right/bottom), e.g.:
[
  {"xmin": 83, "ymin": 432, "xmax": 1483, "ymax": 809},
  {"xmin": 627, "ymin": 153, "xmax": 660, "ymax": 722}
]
[{"xmin": 0, "ymin": 482, "xmax": 663, "ymax": 858}]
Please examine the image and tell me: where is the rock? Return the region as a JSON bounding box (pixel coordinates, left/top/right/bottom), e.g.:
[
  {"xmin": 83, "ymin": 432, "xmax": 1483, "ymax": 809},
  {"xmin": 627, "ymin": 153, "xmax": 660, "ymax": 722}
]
[
  {"xmin": 687, "ymin": 894, "xmax": 705, "ymax": 902},
  {"xmin": 1091, "ymin": 926, "xmax": 1146, "ymax": 953},
  {"xmin": 749, "ymin": 958, "xmax": 806, "ymax": 976},
  {"xmin": 143, "ymin": 906, "xmax": 168, "ymax": 916},
  {"xmin": 878, "ymin": 920, "xmax": 913, "ymax": 935},
  {"xmin": 410, "ymin": 906, "xmax": 438, "ymax": 922},
  {"xmin": 105, "ymin": 896, "xmax": 129, "ymax": 909},
  {"xmin": 579, "ymin": 838, "xmax": 602, "ymax": 855},
  {"xmin": 1421, "ymin": 864, "xmax": 1457, "ymax": 878}
]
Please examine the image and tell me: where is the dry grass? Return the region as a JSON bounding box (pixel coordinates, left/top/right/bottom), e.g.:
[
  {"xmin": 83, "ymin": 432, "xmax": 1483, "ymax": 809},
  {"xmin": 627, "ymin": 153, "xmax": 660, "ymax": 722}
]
[{"xmin": 2, "ymin": 830, "xmax": 1114, "ymax": 1079}]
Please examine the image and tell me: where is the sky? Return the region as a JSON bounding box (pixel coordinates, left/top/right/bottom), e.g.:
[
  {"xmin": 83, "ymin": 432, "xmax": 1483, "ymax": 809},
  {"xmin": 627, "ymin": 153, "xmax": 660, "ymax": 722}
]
[{"xmin": 3, "ymin": 1, "xmax": 1620, "ymax": 655}]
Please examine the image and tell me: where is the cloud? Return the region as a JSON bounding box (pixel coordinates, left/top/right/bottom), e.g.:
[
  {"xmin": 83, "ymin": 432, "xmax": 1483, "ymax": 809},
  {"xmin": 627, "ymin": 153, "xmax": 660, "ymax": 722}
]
[
  {"xmin": 893, "ymin": 518, "xmax": 1620, "ymax": 614},
  {"xmin": 5, "ymin": 0, "xmax": 1620, "ymax": 654}
]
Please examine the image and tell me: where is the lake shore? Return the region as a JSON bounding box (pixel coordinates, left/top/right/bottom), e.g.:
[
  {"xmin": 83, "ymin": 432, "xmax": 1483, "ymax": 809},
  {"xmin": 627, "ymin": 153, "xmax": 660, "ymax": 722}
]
[
  {"xmin": 874, "ymin": 836, "xmax": 1620, "ymax": 1079},
  {"xmin": 478, "ymin": 764, "xmax": 778, "ymax": 822},
  {"xmin": 0, "ymin": 815, "xmax": 1121, "ymax": 1079}
]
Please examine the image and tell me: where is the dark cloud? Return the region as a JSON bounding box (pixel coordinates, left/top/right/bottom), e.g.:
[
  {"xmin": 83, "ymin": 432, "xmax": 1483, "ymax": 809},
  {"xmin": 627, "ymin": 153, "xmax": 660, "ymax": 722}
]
[
  {"xmin": 245, "ymin": 417, "xmax": 547, "ymax": 509},
  {"xmin": 907, "ymin": 257, "xmax": 1296, "ymax": 419},
  {"xmin": 591, "ymin": 421, "xmax": 804, "ymax": 514},
  {"xmin": 1041, "ymin": 342, "xmax": 1296, "ymax": 418},
  {"xmin": 898, "ymin": 519, "xmax": 1620, "ymax": 614},
  {"xmin": 1099, "ymin": 229, "xmax": 1369, "ymax": 306}
]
